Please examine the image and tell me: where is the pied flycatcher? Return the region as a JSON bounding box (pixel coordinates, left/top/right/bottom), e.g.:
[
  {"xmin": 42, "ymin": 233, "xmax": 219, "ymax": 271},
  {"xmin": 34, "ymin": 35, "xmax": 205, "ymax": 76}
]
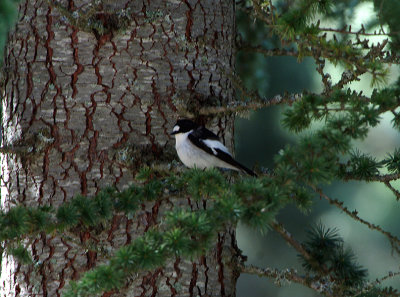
[{"xmin": 171, "ymin": 119, "xmax": 256, "ymax": 176}]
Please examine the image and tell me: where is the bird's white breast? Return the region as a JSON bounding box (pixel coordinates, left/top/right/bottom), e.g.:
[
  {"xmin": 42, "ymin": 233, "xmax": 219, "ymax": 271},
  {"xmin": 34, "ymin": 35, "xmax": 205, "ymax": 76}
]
[
  {"xmin": 174, "ymin": 131, "xmax": 202, "ymax": 168},
  {"xmin": 174, "ymin": 131, "xmax": 238, "ymax": 170}
]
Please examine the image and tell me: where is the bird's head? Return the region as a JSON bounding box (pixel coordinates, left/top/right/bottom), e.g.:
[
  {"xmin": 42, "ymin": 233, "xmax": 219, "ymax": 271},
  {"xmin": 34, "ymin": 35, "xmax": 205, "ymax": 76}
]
[{"xmin": 171, "ymin": 119, "xmax": 198, "ymax": 135}]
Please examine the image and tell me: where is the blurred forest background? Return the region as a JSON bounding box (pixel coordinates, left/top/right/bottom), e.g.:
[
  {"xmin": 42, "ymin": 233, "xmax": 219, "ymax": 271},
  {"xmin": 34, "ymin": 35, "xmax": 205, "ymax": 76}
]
[{"xmin": 234, "ymin": 1, "xmax": 400, "ymax": 296}]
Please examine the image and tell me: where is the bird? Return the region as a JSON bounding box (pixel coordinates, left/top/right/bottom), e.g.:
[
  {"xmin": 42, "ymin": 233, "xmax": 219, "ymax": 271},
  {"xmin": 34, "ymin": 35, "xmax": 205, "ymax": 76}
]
[{"xmin": 170, "ymin": 119, "xmax": 257, "ymax": 176}]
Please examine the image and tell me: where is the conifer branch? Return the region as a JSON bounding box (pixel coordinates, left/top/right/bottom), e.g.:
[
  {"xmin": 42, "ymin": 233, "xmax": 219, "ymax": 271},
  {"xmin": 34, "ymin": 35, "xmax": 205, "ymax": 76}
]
[
  {"xmin": 341, "ymin": 173, "xmax": 400, "ymax": 183},
  {"xmin": 239, "ymin": 45, "xmax": 299, "ymax": 57},
  {"xmin": 270, "ymin": 221, "xmax": 332, "ymax": 276},
  {"xmin": 311, "ymin": 186, "xmax": 400, "ymax": 254},
  {"xmin": 375, "ymin": 270, "xmax": 400, "ymax": 285},
  {"xmin": 270, "ymin": 221, "xmax": 313, "ymax": 262},
  {"xmin": 196, "ymin": 93, "xmax": 302, "ymax": 116},
  {"xmin": 229, "ymin": 73, "xmax": 302, "ymax": 104},
  {"xmin": 250, "ymin": 0, "xmax": 272, "ymax": 25},
  {"xmin": 341, "ymin": 172, "xmax": 400, "ymax": 200},
  {"xmin": 354, "ymin": 270, "xmax": 400, "ymax": 297},
  {"xmin": 240, "ymin": 264, "xmax": 336, "ymax": 297},
  {"xmin": 318, "ymin": 26, "xmax": 392, "ymax": 36},
  {"xmin": 0, "ymin": 145, "xmax": 34, "ymax": 155},
  {"xmin": 384, "ymin": 180, "xmax": 400, "ymax": 200}
]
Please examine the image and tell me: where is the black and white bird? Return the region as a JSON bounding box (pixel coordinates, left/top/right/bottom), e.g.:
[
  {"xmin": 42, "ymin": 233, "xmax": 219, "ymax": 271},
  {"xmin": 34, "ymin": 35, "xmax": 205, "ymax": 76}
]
[{"xmin": 171, "ymin": 119, "xmax": 256, "ymax": 176}]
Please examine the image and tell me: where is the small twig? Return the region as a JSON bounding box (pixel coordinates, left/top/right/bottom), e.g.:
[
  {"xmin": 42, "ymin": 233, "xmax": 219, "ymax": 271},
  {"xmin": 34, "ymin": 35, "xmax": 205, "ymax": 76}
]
[
  {"xmin": 229, "ymin": 72, "xmax": 302, "ymax": 104},
  {"xmin": 354, "ymin": 270, "xmax": 400, "ymax": 297},
  {"xmin": 239, "ymin": 46, "xmax": 299, "ymax": 57},
  {"xmin": 270, "ymin": 221, "xmax": 313, "ymax": 262},
  {"xmin": 197, "ymin": 93, "xmax": 302, "ymax": 116},
  {"xmin": 311, "ymin": 185, "xmax": 400, "ymax": 255},
  {"xmin": 240, "ymin": 264, "xmax": 335, "ymax": 297},
  {"xmin": 341, "ymin": 172, "xmax": 400, "ymax": 183},
  {"xmin": 375, "ymin": 270, "xmax": 400, "ymax": 284},
  {"xmin": 334, "ymin": 70, "xmax": 361, "ymax": 90},
  {"xmin": 0, "ymin": 145, "xmax": 35, "ymax": 155},
  {"xmin": 319, "ymin": 27, "xmax": 392, "ymax": 37},
  {"xmin": 250, "ymin": 0, "xmax": 272, "ymax": 25},
  {"xmin": 384, "ymin": 180, "xmax": 400, "ymax": 200},
  {"xmin": 341, "ymin": 171, "xmax": 400, "ymax": 200}
]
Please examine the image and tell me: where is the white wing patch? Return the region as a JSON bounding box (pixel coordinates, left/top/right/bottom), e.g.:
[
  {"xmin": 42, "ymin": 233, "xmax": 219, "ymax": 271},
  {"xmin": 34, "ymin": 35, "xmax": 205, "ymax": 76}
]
[{"xmin": 202, "ymin": 139, "xmax": 231, "ymax": 156}]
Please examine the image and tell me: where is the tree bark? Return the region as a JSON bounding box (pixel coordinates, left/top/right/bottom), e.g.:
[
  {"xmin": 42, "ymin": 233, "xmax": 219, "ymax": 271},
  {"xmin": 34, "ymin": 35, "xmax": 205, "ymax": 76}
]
[{"xmin": 1, "ymin": 0, "xmax": 239, "ymax": 296}]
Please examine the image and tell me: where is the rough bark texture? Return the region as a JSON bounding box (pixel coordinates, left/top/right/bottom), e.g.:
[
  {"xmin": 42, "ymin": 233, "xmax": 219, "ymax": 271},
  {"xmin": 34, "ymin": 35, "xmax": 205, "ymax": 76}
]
[{"xmin": 1, "ymin": 0, "xmax": 239, "ymax": 296}]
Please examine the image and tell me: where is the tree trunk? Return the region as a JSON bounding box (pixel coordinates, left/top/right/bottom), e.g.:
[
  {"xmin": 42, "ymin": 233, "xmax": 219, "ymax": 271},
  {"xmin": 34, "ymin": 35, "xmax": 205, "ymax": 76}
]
[{"xmin": 1, "ymin": 0, "xmax": 239, "ymax": 296}]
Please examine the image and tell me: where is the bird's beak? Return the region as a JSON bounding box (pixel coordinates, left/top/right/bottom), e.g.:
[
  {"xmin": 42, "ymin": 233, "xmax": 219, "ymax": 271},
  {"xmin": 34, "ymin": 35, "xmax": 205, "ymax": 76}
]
[{"xmin": 170, "ymin": 131, "xmax": 178, "ymax": 135}]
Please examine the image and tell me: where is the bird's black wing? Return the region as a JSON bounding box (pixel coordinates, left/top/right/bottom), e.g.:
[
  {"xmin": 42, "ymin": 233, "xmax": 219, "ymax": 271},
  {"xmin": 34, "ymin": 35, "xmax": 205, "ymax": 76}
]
[
  {"xmin": 212, "ymin": 147, "xmax": 257, "ymax": 177},
  {"xmin": 187, "ymin": 127, "xmax": 218, "ymax": 156},
  {"xmin": 191, "ymin": 126, "xmax": 220, "ymax": 141},
  {"xmin": 188, "ymin": 127, "xmax": 257, "ymax": 177}
]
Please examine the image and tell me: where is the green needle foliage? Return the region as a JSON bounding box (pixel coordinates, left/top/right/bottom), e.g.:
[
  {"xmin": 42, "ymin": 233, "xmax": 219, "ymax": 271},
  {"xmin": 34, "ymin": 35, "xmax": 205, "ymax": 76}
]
[
  {"xmin": 0, "ymin": 168, "xmax": 290, "ymax": 297},
  {"xmin": 340, "ymin": 150, "xmax": 382, "ymax": 180},
  {"xmin": 62, "ymin": 168, "xmax": 294, "ymax": 297},
  {"xmin": 301, "ymin": 224, "xmax": 367, "ymax": 291},
  {"xmin": 7, "ymin": 244, "xmax": 33, "ymax": 264},
  {"xmin": 0, "ymin": 166, "xmax": 387, "ymax": 296},
  {"xmin": 384, "ymin": 148, "xmax": 400, "ymax": 174}
]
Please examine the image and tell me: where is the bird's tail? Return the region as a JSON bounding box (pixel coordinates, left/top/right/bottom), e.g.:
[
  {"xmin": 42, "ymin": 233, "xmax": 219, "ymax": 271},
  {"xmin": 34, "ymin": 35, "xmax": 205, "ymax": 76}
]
[
  {"xmin": 238, "ymin": 163, "xmax": 257, "ymax": 177},
  {"xmin": 228, "ymin": 158, "xmax": 257, "ymax": 177},
  {"xmin": 214, "ymin": 148, "xmax": 257, "ymax": 177},
  {"xmin": 229, "ymin": 157, "xmax": 257, "ymax": 177}
]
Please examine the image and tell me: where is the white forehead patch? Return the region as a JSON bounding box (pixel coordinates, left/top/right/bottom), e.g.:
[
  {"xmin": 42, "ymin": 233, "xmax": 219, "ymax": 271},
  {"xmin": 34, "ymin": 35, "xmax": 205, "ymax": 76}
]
[{"xmin": 173, "ymin": 125, "xmax": 180, "ymax": 132}]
